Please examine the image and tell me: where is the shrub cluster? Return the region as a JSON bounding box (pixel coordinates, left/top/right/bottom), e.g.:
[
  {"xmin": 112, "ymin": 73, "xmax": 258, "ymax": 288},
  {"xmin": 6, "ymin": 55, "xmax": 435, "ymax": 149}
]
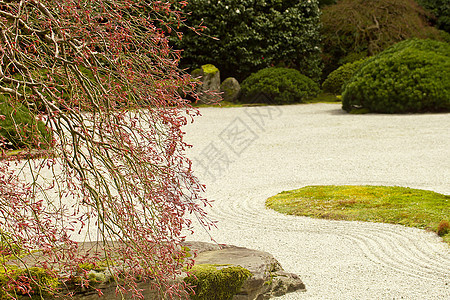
[
  {"xmin": 0, "ymin": 96, "xmax": 52, "ymax": 150},
  {"xmin": 320, "ymin": 0, "xmax": 442, "ymax": 79},
  {"xmin": 342, "ymin": 39, "xmax": 450, "ymax": 113},
  {"xmin": 175, "ymin": 0, "xmax": 322, "ymax": 82},
  {"xmin": 322, "ymin": 58, "xmax": 369, "ymax": 95},
  {"xmin": 240, "ymin": 67, "xmax": 320, "ymax": 105}
]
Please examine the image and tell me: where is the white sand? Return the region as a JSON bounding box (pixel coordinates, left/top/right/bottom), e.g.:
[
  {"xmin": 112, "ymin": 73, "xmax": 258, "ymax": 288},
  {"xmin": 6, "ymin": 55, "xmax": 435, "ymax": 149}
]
[{"xmin": 183, "ymin": 103, "xmax": 450, "ymax": 299}]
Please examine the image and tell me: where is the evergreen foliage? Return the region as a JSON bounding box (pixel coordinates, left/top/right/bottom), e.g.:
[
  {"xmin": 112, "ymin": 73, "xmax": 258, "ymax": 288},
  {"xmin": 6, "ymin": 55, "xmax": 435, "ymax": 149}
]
[
  {"xmin": 322, "ymin": 58, "xmax": 369, "ymax": 95},
  {"xmin": 176, "ymin": 0, "xmax": 322, "ymax": 82},
  {"xmin": 240, "ymin": 67, "xmax": 320, "ymax": 104},
  {"xmin": 0, "ymin": 96, "xmax": 52, "ymax": 150},
  {"xmin": 342, "ymin": 39, "xmax": 450, "ymax": 113}
]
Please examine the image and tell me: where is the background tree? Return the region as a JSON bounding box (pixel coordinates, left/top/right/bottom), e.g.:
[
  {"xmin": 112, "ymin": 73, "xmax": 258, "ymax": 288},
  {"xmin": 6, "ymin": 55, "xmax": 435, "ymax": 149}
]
[
  {"xmin": 416, "ymin": 0, "xmax": 450, "ymax": 33},
  {"xmin": 175, "ymin": 0, "xmax": 322, "ymax": 82},
  {"xmin": 0, "ymin": 0, "xmax": 211, "ymax": 298},
  {"xmin": 320, "ymin": 0, "xmax": 442, "ymax": 79}
]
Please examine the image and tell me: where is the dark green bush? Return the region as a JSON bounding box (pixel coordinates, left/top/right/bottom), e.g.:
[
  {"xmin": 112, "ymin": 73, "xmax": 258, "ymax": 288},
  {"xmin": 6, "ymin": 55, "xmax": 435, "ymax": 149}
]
[
  {"xmin": 175, "ymin": 0, "xmax": 322, "ymax": 82},
  {"xmin": 320, "ymin": 0, "xmax": 442, "ymax": 80},
  {"xmin": 322, "ymin": 58, "xmax": 369, "ymax": 95},
  {"xmin": 240, "ymin": 67, "xmax": 320, "ymax": 104},
  {"xmin": 417, "ymin": 0, "xmax": 450, "ymax": 33},
  {"xmin": 342, "ymin": 39, "xmax": 450, "ymax": 113},
  {"xmin": 0, "ymin": 96, "xmax": 52, "ymax": 149}
]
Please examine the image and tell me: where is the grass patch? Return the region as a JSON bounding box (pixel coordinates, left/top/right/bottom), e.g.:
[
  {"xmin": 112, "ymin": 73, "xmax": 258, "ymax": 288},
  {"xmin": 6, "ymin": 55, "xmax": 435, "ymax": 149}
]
[
  {"xmin": 266, "ymin": 185, "xmax": 450, "ymax": 245},
  {"xmin": 304, "ymin": 92, "xmax": 340, "ymax": 103},
  {"xmin": 191, "ymin": 92, "xmax": 341, "ymax": 108}
]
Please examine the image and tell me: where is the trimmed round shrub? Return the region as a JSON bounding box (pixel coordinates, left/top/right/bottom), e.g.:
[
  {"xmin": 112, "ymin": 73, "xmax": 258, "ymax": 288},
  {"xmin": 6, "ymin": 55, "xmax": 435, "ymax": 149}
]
[
  {"xmin": 240, "ymin": 68, "xmax": 320, "ymax": 104},
  {"xmin": 320, "ymin": 0, "xmax": 442, "ymax": 79},
  {"xmin": 322, "ymin": 58, "xmax": 369, "ymax": 95},
  {"xmin": 175, "ymin": 0, "xmax": 322, "ymax": 82},
  {"xmin": 0, "ymin": 96, "xmax": 52, "ymax": 149},
  {"xmin": 342, "ymin": 39, "xmax": 450, "ymax": 113}
]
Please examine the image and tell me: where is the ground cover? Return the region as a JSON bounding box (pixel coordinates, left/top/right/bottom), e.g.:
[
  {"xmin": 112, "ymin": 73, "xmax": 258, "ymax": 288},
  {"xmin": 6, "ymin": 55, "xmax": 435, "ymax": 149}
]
[{"xmin": 266, "ymin": 185, "xmax": 450, "ymax": 245}]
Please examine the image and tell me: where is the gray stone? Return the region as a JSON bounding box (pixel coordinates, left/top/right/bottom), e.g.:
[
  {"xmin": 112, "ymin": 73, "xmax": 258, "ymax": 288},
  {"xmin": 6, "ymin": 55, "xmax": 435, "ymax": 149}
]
[
  {"xmin": 12, "ymin": 241, "xmax": 304, "ymax": 299},
  {"xmin": 191, "ymin": 64, "xmax": 221, "ymax": 103},
  {"xmin": 186, "ymin": 241, "xmax": 306, "ymax": 299},
  {"xmin": 220, "ymin": 77, "xmax": 241, "ymax": 102}
]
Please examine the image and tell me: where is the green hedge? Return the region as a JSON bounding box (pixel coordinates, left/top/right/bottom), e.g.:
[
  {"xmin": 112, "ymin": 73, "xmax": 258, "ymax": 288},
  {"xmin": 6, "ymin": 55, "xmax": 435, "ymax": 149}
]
[
  {"xmin": 342, "ymin": 39, "xmax": 450, "ymax": 113},
  {"xmin": 322, "ymin": 58, "xmax": 369, "ymax": 95},
  {"xmin": 0, "ymin": 96, "xmax": 52, "ymax": 149},
  {"xmin": 175, "ymin": 0, "xmax": 322, "ymax": 82},
  {"xmin": 240, "ymin": 67, "xmax": 320, "ymax": 105}
]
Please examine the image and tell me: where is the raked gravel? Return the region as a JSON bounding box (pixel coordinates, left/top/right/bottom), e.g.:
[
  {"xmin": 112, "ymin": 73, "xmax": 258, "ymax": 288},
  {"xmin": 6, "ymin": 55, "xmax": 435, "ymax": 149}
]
[{"xmin": 182, "ymin": 103, "xmax": 450, "ymax": 300}]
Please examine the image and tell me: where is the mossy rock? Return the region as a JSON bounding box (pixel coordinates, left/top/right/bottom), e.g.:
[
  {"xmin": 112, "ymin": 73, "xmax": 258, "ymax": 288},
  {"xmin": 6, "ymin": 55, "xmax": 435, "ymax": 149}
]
[
  {"xmin": 201, "ymin": 64, "xmax": 219, "ymax": 75},
  {"xmin": 220, "ymin": 77, "xmax": 241, "ymax": 102},
  {"xmin": 184, "ymin": 264, "xmax": 252, "ymax": 300}
]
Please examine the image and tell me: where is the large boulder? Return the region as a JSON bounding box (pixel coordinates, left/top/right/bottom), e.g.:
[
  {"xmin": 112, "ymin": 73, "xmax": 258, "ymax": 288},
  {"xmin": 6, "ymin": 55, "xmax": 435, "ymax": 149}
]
[
  {"xmin": 185, "ymin": 241, "xmax": 306, "ymax": 299},
  {"xmin": 9, "ymin": 241, "xmax": 305, "ymax": 299},
  {"xmin": 220, "ymin": 77, "xmax": 241, "ymax": 102},
  {"xmin": 192, "ymin": 64, "xmax": 221, "ymax": 103}
]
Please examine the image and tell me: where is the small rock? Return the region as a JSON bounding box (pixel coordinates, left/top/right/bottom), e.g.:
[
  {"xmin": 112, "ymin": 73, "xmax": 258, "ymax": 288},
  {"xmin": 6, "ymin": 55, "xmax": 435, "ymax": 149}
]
[
  {"xmin": 220, "ymin": 77, "xmax": 241, "ymax": 102},
  {"xmin": 187, "ymin": 242, "xmax": 306, "ymax": 299}
]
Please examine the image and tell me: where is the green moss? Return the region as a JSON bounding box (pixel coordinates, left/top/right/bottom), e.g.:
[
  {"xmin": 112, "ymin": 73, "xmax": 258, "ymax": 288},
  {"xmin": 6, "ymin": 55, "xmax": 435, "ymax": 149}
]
[
  {"xmin": 201, "ymin": 64, "xmax": 219, "ymax": 75},
  {"xmin": 349, "ymin": 108, "xmax": 370, "ymax": 114},
  {"xmin": 184, "ymin": 264, "xmax": 252, "ymax": 300},
  {"xmin": 266, "ymin": 185, "xmax": 450, "ymax": 245},
  {"xmin": 0, "ymin": 266, "xmax": 59, "ymax": 299},
  {"xmin": 77, "ymin": 262, "xmax": 106, "ymax": 272}
]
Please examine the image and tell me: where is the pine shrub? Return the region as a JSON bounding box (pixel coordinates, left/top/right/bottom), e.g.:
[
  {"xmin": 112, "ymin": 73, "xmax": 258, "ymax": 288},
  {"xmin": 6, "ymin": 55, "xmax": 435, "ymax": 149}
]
[
  {"xmin": 240, "ymin": 67, "xmax": 320, "ymax": 105},
  {"xmin": 342, "ymin": 39, "xmax": 450, "ymax": 113},
  {"xmin": 322, "ymin": 58, "xmax": 369, "ymax": 95}
]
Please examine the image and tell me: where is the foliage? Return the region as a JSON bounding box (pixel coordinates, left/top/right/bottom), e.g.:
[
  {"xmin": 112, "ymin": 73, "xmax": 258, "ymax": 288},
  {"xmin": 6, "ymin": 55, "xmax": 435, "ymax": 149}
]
[
  {"xmin": 416, "ymin": 0, "xmax": 450, "ymax": 33},
  {"xmin": 240, "ymin": 68, "xmax": 320, "ymax": 105},
  {"xmin": 0, "ymin": 96, "xmax": 52, "ymax": 150},
  {"xmin": 266, "ymin": 185, "xmax": 450, "ymax": 245},
  {"xmin": 318, "ymin": 0, "xmax": 337, "ymax": 8},
  {"xmin": 342, "ymin": 39, "xmax": 450, "ymax": 113},
  {"xmin": 320, "ymin": 0, "xmax": 442, "ymax": 79},
  {"xmin": 184, "ymin": 264, "xmax": 252, "ymax": 300},
  {"xmin": 322, "ymin": 58, "xmax": 369, "ymax": 95},
  {"xmin": 0, "ymin": 0, "xmax": 211, "ymax": 298},
  {"xmin": 175, "ymin": 0, "xmax": 322, "ymax": 82}
]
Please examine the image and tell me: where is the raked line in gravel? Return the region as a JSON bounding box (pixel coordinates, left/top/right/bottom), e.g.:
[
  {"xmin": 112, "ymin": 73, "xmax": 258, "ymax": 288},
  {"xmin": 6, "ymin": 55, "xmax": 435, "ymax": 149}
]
[{"xmin": 183, "ymin": 103, "xmax": 450, "ymax": 300}]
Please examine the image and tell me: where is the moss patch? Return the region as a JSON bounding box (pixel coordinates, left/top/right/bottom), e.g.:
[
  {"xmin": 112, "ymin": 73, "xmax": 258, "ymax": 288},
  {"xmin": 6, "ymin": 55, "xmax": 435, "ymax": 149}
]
[
  {"xmin": 201, "ymin": 64, "xmax": 219, "ymax": 75},
  {"xmin": 184, "ymin": 264, "xmax": 252, "ymax": 300},
  {"xmin": 266, "ymin": 185, "xmax": 450, "ymax": 245},
  {"xmin": 0, "ymin": 266, "xmax": 59, "ymax": 299}
]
